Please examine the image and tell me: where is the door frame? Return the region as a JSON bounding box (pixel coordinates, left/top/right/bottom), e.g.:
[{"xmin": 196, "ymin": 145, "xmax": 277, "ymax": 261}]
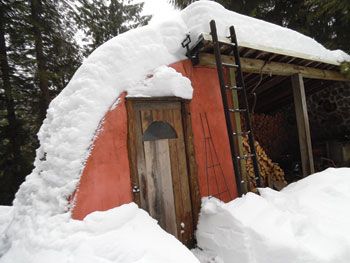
[{"xmin": 126, "ymin": 97, "xmax": 200, "ymax": 247}]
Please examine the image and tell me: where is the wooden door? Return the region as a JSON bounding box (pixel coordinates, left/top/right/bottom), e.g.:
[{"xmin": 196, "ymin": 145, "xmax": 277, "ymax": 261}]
[{"xmin": 129, "ymin": 100, "xmax": 194, "ymax": 246}]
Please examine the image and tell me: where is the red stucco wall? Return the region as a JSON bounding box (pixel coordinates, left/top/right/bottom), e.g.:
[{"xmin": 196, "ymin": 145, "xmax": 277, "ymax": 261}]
[
  {"xmin": 172, "ymin": 60, "xmax": 238, "ymax": 202},
  {"xmin": 72, "ymin": 93, "xmax": 132, "ymax": 220},
  {"xmin": 72, "ymin": 60, "xmax": 238, "ymax": 220}
]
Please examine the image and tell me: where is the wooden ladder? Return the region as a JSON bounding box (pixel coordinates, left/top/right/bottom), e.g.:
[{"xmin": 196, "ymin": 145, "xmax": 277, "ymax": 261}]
[{"xmin": 210, "ymin": 20, "xmax": 261, "ymax": 196}]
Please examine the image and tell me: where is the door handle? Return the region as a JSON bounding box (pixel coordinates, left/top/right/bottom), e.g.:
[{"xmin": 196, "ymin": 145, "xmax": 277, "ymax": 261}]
[{"xmin": 133, "ymin": 186, "xmax": 140, "ymax": 193}]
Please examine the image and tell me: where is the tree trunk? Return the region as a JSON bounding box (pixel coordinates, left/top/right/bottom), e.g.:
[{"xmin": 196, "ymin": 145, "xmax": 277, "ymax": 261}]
[
  {"xmin": 0, "ymin": 3, "xmax": 22, "ymax": 167},
  {"xmin": 31, "ymin": 0, "xmax": 50, "ymax": 124}
]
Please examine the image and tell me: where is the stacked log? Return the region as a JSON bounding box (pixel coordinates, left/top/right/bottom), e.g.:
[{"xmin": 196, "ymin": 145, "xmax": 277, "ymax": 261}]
[
  {"xmin": 242, "ymin": 113, "xmax": 288, "ymax": 160},
  {"xmin": 242, "ymin": 135, "xmax": 287, "ymax": 193}
]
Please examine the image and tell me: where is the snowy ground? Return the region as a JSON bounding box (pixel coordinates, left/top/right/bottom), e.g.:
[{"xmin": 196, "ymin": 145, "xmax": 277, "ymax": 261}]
[
  {"xmin": 0, "ymin": 204, "xmax": 199, "ymax": 263},
  {"xmin": 193, "ymin": 168, "xmax": 350, "ymax": 263},
  {"xmin": 1, "ymin": 1, "xmax": 350, "ymax": 262},
  {"xmin": 1, "ymin": 168, "xmax": 350, "ymax": 262}
]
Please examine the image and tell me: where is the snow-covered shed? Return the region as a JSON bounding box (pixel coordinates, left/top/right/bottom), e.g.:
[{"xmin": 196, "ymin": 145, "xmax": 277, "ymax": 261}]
[
  {"xmin": 70, "ymin": 3, "xmax": 350, "ymax": 246},
  {"xmin": 12, "ymin": 1, "xmax": 350, "ymax": 248}
]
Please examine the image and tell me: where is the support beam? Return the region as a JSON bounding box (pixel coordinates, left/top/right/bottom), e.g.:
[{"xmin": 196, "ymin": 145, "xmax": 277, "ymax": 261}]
[
  {"xmin": 198, "ymin": 53, "xmax": 350, "ymax": 82},
  {"xmin": 291, "ymin": 74, "xmax": 315, "ymax": 177},
  {"xmin": 228, "ymin": 69, "xmax": 248, "ymax": 194}
]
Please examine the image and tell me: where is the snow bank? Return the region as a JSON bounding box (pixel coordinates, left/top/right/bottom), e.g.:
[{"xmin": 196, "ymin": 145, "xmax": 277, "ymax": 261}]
[
  {"xmin": 0, "ymin": 203, "xmax": 199, "ymax": 263},
  {"xmin": 195, "ymin": 168, "xmax": 350, "ymax": 263}
]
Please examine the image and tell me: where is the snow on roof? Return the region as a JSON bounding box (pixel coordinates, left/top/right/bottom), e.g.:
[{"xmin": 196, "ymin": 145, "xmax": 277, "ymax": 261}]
[
  {"xmin": 2, "ymin": 1, "xmax": 350, "ymax": 259},
  {"xmin": 181, "ymin": 2, "xmax": 350, "ymax": 65}
]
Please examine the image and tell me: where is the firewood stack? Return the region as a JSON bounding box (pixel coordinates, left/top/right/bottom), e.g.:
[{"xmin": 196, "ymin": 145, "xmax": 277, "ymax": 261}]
[
  {"xmin": 242, "ymin": 113, "xmax": 288, "ymax": 160},
  {"xmin": 242, "ymin": 135, "xmax": 288, "ymax": 193}
]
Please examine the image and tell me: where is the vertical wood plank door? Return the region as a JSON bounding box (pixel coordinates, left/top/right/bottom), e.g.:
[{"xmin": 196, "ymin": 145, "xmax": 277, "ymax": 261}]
[{"xmin": 132, "ymin": 101, "xmax": 194, "ymax": 246}]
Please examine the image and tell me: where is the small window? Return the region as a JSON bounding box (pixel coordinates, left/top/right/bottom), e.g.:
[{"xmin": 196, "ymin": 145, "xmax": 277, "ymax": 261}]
[{"xmin": 142, "ymin": 121, "xmax": 178, "ymax": 141}]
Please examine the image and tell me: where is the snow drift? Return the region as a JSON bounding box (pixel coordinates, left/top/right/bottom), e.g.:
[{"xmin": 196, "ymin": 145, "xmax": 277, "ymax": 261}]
[
  {"xmin": 0, "ymin": 203, "xmax": 199, "ymax": 263},
  {"xmin": 194, "ymin": 168, "xmax": 350, "ymax": 263}
]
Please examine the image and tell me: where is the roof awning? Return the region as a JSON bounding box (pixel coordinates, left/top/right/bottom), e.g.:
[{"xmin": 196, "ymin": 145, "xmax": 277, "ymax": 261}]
[{"xmin": 185, "ymin": 33, "xmax": 350, "ymax": 112}]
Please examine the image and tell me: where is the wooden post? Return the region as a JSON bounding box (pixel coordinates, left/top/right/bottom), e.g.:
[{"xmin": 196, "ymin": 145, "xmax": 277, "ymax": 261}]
[
  {"xmin": 291, "ymin": 73, "xmax": 315, "ymax": 177},
  {"xmin": 229, "ymin": 68, "xmax": 248, "ymax": 193}
]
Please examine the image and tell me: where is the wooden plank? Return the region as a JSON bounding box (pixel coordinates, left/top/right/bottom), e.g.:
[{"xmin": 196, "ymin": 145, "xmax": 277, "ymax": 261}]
[
  {"xmin": 240, "ymin": 47, "xmax": 255, "ymax": 57},
  {"xmin": 172, "ymin": 107, "xmax": 194, "ymax": 247},
  {"xmin": 143, "ymin": 141, "xmax": 157, "ymax": 218},
  {"xmin": 142, "ymin": 110, "xmax": 178, "ymax": 238},
  {"xmin": 198, "ymin": 53, "xmax": 350, "ymax": 82},
  {"xmin": 155, "ymin": 139, "xmax": 178, "ymax": 237},
  {"xmin": 126, "ymin": 100, "xmax": 141, "ymax": 206},
  {"xmin": 127, "ymin": 97, "xmax": 186, "ymax": 102},
  {"xmin": 167, "ymin": 120, "xmax": 184, "ymax": 240},
  {"xmin": 182, "ymin": 101, "xmax": 200, "ymax": 236},
  {"xmin": 134, "ymin": 101, "xmax": 180, "ymax": 111},
  {"xmin": 140, "ymin": 110, "xmax": 154, "ymax": 213},
  {"xmin": 284, "ymin": 57, "xmax": 297, "ymax": 64},
  {"xmin": 255, "ymin": 51, "xmax": 268, "ymax": 59},
  {"xmin": 239, "ymin": 56, "xmax": 348, "ymax": 81},
  {"xmin": 133, "ymin": 108, "xmax": 148, "ymax": 210},
  {"xmin": 158, "ymin": 107, "xmax": 183, "ymax": 240},
  {"xmin": 228, "ymin": 68, "xmax": 248, "ymax": 194},
  {"xmin": 291, "ymin": 74, "xmax": 315, "ymax": 177}
]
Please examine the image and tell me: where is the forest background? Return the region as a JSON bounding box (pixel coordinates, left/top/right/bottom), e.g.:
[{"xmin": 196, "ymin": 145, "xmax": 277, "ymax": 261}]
[{"xmin": 0, "ymin": 0, "xmax": 349, "ymax": 205}]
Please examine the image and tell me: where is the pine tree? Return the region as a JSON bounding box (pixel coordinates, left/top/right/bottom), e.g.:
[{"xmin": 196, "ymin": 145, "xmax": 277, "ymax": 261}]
[
  {"xmin": 0, "ymin": 0, "xmax": 83, "ymax": 204},
  {"xmin": 0, "ymin": 0, "xmax": 32, "ymax": 204},
  {"xmin": 0, "ymin": 0, "xmax": 151, "ymax": 204},
  {"xmin": 28, "ymin": 0, "xmax": 83, "ymax": 123},
  {"xmin": 169, "ymin": 0, "xmax": 265, "ymax": 16},
  {"xmin": 75, "ymin": 0, "xmax": 151, "ymax": 56},
  {"xmin": 306, "ymin": 0, "xmax": 350, "ymax": 53}
]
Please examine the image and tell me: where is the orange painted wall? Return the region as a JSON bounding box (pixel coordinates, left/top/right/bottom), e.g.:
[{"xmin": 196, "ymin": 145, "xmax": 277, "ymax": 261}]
[
  {"xmin": 171, "ymin": 60, "xmax": 238, "ymax": 202},
  {"xmin": 72, "ymin": 60, "xmax": 238, "ymax": 220},
  {"xmin": 72, "ymin": 93, "xmax": 132, "ymax": 220}
]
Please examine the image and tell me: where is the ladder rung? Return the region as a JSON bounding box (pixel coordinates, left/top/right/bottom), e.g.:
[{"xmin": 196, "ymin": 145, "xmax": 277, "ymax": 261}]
[
  {"xmin": 222, "ymin": 62, "xmax": 239, "ymax": 68},
  {"xmin": 240, "ymin": 177, "xmax": 259, "ymax": 184},
  {"xmin": 233, "ymin": 131, "xmax": 251, "ymax": 136},
  {"xmin": 218, "ymin": 40, "xmax": 236, "ymax": 48},
  {"xmin": 229, "ymin": 108, "xmax": 247, "ymax": 113},
  {"xmin": 237, "ymin": 154, "xmax": 255, "ymax": 160},
  {"xmin": 224, "ymin": 85, "xmax": 243, "ymax": 91},
  {"xmin": 210, "ymin": 20, "xmax": 262, "ymax": 194}
]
